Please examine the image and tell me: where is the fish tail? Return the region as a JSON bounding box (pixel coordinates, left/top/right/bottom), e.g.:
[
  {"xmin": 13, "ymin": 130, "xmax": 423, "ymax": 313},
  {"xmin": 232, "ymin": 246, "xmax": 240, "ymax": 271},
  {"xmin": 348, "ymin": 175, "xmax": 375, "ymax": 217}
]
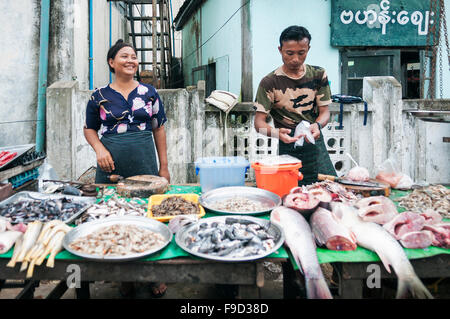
[
  {"xmin": 396, "ymin": 275, "xmax": 434, "ymax": 299},
  {"xmin": 305, "ymin": 277, "xmax": 333, "ymax": 299}
]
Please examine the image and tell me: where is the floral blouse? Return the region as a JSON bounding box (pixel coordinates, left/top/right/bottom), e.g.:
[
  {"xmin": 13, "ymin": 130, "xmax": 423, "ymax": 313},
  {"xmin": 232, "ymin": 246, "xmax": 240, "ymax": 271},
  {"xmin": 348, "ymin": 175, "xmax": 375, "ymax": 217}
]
[{"xmin": 84, "ymin": 83, "xmax": 167, "ymax": 135}]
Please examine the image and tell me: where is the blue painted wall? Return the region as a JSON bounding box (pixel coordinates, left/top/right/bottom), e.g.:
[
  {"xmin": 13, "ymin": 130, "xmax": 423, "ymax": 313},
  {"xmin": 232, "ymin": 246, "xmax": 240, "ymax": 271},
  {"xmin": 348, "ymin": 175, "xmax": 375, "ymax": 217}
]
[
  {"xmin": 181, "ymin": 0, "xmax": 450, "ymax": 99},
  {"xmin": 182, "ymin": 0, "xmax": 243, "ymax": 95},
  {"xmin": 250, "ymin": 0, "xmax": 339, "ymax": 98}
]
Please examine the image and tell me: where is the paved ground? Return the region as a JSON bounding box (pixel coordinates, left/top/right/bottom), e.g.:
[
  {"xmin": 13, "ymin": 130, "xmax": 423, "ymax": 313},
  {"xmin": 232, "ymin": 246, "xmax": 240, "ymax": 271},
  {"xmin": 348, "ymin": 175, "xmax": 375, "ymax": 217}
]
[
  {"xmin": 0, "ymin": 261, "xmax": 286, "ymax": 299},
  {"xmin": 1, "ymin": 260, "xmax": 449, "ymax": 299}
]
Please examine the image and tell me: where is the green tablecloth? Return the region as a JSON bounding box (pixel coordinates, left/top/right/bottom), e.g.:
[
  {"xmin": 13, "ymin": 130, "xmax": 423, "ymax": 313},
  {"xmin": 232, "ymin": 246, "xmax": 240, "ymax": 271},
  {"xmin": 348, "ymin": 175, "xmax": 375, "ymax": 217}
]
[
  {"xmin": 297, "ymin": 189, "xmax": 450, "ymax": 268},
  {"xmin": 0, "ymin": 187, "xmax": 448, "ymax": 265},
  {"xmin": 0, "ymin": 185, "xmax": 288, "ymax": 262}
]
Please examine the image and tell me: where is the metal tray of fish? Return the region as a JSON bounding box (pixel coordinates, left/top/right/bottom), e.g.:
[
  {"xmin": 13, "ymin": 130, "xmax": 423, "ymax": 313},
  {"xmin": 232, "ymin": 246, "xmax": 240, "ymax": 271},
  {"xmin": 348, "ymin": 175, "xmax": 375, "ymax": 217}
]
[
  {"xmin": 0, "ymin": 144, "xmax": 35, "ymax": 170},
  {"xmin": 199, "ymin": 186, "xmax": 281, "ymax": 215},
  {"xmin": 63, "ymin": 216, "xmax": 172, "ymax": 262},
  {"xmin": 0, "ymin": 191, "xmax": 96, "ymax": 224},
  {"xmin": 175, "ymin": 215, "xmax": 285, "ymax": 262}
]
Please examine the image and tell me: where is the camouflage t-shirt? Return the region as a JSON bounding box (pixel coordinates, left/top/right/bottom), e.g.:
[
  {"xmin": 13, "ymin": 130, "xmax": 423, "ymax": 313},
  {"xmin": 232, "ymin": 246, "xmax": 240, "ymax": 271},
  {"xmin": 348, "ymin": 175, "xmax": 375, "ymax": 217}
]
[{"xmin": 254, "ymin": 64, "xmax": 332, "ymax": 129}]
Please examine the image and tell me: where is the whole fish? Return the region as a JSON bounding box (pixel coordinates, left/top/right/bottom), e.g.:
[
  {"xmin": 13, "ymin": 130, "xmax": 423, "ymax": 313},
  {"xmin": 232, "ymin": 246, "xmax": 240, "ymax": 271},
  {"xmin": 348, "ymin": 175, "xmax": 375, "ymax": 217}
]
[
  {"xmin": 14, "ymin": 220, "xmax": 43, "ymax": 265},
  {"xmin": 331, "ymin": 203, "xmax": 433, "ymax": 299},
  {"xmin": 310, "ymin": 207, "xmax": 357, "ymax": 251},
  {"xmin": 270, "ymin": 206, "xmax": 332, "ymax": 299}
]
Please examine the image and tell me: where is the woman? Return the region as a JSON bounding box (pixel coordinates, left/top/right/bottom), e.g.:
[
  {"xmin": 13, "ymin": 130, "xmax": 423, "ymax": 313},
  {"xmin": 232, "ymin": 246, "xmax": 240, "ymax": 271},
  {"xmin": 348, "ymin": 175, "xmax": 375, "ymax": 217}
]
[{"xmin": 84, "ymin": 39, "xmax": 169, "ymax": 297}]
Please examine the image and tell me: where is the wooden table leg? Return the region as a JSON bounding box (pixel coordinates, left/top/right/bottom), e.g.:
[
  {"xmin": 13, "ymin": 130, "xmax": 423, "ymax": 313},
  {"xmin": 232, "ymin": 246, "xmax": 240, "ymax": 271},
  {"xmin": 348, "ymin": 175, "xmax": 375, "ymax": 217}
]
[
  {"xmin": 75, "ymin": 281, "xmax": 90, "ymax": 299},
  {"xmin": 339, "ymin": 279, "xmax": 364, "ymax": 299},
  {"xmin": 46, "ymin": 281, "xmax": 69, "ymax": 299},
  {"xmin": 282, "ymin": 261, "xmax": 301, "ymax": 299},
  {"xmin": 15, "ymin": 280, "xmax": 39, "ymax": 299},
  {"xmin": 236, "ymin": 285, "xmax": 261, "ymax": 299}
]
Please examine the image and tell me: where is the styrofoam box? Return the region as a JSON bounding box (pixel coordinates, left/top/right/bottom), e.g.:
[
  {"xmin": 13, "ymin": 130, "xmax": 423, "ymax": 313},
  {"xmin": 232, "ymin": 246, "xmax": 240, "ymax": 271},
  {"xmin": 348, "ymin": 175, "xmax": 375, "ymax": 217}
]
[{"xmin": 195, "ymin": 156, "xmax": 250, "ymax": 193}]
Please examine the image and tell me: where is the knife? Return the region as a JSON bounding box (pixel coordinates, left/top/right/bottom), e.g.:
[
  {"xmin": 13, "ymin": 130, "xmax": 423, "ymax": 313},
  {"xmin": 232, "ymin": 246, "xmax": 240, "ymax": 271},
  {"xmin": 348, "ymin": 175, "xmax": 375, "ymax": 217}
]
[{"xmin": 318, "ymin": 174, "xmax": 388, "ymax": 188}]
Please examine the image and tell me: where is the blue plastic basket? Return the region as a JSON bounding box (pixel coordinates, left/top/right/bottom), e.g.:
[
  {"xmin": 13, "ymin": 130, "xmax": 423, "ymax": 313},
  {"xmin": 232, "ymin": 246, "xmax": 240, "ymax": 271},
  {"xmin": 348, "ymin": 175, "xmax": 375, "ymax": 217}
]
[{"xmin": 9, "ymin": 168, "xmax": 40, "ymax": 188}]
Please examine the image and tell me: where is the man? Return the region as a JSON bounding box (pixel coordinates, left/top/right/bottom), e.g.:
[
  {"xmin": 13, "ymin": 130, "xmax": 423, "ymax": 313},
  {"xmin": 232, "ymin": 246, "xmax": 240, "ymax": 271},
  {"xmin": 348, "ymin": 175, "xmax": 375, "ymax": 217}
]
[{"xmin": 254, "ymin": 25, "xmax": 337, "ymax": 185}]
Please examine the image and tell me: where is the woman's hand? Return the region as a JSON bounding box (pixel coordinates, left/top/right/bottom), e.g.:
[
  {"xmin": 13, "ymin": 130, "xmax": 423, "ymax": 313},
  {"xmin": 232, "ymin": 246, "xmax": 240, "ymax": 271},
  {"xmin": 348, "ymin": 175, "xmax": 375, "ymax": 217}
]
[
  {"xmin": 96, "ymin": 147, "xmax": 115, "ymax": 173},
  {"xmin": 159, "ymin": 166, "xmax": 170, "ymax": 183},
  {"xmin": 83, "ymin": 128, "xmax": 116, "ymax": 173}
]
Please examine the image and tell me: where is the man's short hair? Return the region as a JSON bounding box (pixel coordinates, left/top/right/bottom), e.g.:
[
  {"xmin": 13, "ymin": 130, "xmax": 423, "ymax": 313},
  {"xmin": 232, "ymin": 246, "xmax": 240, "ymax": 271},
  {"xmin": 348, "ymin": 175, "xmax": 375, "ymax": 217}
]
[{"xmin": 279, "ymin": 26, "xmax": 311, "ymax": 47}]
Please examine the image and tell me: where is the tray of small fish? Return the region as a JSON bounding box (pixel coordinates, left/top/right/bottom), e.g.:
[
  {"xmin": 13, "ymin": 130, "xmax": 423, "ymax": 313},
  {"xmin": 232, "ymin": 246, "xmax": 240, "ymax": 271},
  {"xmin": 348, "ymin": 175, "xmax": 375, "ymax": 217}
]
[
  {"xmin": 75, "ymin": 194, "xmax": 148, "ymax": 225},
  {"xmin": 175, "ymin": 215, "xmax": 285, "ymax": 262},
  {"xmin": 199, "ymin": 186, "xmax": 281, "ymax": 215},
  {"xmin": 63, "ymin": 216, "xmax": 172, "ymax": 262},
  {"xmin": 148, "ymin": 194, "xmax": 206, "ymax": 222},
  {"xmin": 0, "ymin": 191, "xmax": 96, "ymax": 225}
]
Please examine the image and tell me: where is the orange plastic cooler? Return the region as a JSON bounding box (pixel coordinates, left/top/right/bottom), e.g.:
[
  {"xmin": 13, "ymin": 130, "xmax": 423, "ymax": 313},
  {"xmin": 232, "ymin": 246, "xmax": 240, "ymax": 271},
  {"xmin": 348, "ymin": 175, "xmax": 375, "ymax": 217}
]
[{"xmin": 251, "ymin": 162, "xmax": 303, "ymax": 197}]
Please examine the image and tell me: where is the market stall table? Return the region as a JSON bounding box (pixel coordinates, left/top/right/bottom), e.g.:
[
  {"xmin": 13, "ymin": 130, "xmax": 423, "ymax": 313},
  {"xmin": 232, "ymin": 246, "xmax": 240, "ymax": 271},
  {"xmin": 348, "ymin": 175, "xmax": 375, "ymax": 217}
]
[
  {"xmin": 1, "ymin": 186, "xmax": 448, "ymax": 299},
  {"xmin": 0, "ymin": 185, "xmax": 289, "ymax": 299},
  {"xmin": 283, "ymin": 189, "xmax": 450, "ymax": 298}
]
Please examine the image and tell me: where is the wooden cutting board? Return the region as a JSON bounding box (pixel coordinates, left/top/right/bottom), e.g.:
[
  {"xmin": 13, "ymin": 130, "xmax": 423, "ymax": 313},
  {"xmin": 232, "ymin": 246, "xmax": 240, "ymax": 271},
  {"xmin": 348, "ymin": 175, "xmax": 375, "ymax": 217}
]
[
  {"xmin": 318, "ymin": 174, "xmax": 391, "ymax": 197},
  {"xmin": 113, "ymin": 175, "xmax": 169, "ymax": 198}
]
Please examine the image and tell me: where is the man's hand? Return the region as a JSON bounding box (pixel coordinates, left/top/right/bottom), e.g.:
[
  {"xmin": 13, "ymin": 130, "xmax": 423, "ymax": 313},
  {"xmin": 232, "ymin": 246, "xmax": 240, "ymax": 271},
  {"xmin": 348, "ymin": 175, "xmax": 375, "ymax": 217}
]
[
  {"xmin": 308, "ymin": 123, "xmax": 321, "ymax": 141},
  {"xmin": 278, "ymin": 128, "xmax": 300, "ymax": 144},
  {"xmin": 96, "ymin": 147, "xmax": 115, "ymax": 173}
]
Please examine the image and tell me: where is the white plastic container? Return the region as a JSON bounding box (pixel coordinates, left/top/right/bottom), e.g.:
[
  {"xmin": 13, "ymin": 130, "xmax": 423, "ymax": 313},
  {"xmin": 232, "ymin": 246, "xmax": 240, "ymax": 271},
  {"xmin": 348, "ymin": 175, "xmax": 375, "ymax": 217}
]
[{"xmin": 195, "ymin": 156, "xmax": 250, "ymax": 193}]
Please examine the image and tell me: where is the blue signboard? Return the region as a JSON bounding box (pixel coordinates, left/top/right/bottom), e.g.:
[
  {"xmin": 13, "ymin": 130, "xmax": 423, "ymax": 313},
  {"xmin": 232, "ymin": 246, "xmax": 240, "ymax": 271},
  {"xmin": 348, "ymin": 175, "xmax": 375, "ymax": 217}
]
[{"xmin": 331, "ymin": 0, "xmax": 438, "ymax": 46}]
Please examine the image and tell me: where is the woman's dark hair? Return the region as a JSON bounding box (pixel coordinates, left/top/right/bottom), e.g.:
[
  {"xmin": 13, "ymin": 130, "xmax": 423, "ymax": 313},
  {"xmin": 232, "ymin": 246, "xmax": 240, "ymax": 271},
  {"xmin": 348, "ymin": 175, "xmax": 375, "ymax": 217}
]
[
  {"xmin": 279, "ymin": 26, "xmax": 311, "ymax": 47},
  {"xmin": 107, "ymin": 39, "xmax": 137, "ymax": 73}
]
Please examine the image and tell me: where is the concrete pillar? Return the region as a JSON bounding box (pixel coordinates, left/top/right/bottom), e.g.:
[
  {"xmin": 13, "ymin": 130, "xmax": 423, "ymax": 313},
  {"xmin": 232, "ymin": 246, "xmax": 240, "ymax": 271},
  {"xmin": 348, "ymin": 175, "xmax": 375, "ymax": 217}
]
[
  {"xmin": 46, "ymin": 81, "xmax": 95, "ymax": 180},
  {"xmin": 158, "ymin": 88, "xmax": 191, "ymax": 184},
  {"xmin": 363, "ymin": 76, "xmax": 403, "ymax": 173}
]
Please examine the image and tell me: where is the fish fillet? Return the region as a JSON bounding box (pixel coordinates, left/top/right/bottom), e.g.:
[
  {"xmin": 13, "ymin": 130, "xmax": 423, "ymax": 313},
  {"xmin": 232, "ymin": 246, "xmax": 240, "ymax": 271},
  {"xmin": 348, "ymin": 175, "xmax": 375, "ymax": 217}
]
[
  {"xmin": 310, "ymin": 207, "xmax": 357, "ymax": 251},
  {"xmin": 0, "ymin": 231, "xmax": 23, "ymax": 254},
  {"xmin": 356, "ymin": 196, "xmax": 398, "ymax": 224}
]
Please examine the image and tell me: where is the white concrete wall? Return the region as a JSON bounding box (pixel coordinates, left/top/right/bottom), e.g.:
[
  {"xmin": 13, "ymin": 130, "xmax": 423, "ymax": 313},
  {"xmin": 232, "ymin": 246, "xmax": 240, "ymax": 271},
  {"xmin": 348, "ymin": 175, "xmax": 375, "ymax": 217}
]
[
  {"xmin": 0, "ymin": 0, "xmax": 40, "ymax": 147},
  {"xmin": 47, "ymin": 77, "xmax": 449, "ymax": 184},
  {"xmin": 73, "ymin": 0, "xmax": 90, "ymax": 90},
  {"xmin": 0, "ymin": 0, "xmax": 128, "ymax": 147}
]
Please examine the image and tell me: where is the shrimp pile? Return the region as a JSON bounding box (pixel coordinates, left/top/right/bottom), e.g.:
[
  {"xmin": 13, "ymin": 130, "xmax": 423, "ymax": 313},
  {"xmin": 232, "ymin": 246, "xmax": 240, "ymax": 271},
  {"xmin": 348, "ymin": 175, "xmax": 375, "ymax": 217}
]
[
  {"xmin": 395, "ymin": 185, "xmax": 450, "ymax": 219},
  {"xmin": 69, "ymin": 224, "xmax": 166, "ymax": 256}
]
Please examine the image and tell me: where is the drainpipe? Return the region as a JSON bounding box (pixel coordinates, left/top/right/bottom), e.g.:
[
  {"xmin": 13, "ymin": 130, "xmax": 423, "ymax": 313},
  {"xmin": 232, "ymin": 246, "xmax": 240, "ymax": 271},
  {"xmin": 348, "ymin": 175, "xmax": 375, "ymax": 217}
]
[
  {"xmin": 35, "ymin": 0, "xmax": 50, "ymax": 153},
  {"xmin": 89, "ymin": 0, "xmax": 93, "ymax": 90},
  {"xmin": 109, "ymin": 0, "xmax": 112, "ymax": 83},
  {"xmin": 169, "ymin": 0, "xmax": 175, "ymax": 52}
]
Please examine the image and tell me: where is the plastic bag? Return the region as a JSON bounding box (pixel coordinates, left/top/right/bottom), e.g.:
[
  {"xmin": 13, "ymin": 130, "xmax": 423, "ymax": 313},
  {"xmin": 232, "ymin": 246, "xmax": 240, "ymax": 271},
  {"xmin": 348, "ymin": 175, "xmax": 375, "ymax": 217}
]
[
  {"xmin": 38, "ymin": 159, "xmax": 59, "ymax": 193},
  {"xmin": 375, "ymin": 158, "xmax": 413, "ymax": 189},
  {"xmin": 294, "ymin": 121, "xmax": 315, "ymax": 148}
]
